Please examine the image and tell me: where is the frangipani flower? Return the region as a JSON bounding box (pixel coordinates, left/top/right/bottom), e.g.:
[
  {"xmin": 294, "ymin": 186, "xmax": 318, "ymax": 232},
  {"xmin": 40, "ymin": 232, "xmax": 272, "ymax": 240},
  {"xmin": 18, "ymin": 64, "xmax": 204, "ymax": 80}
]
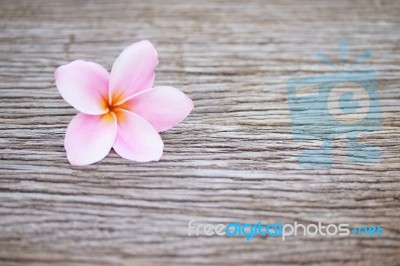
[{"xmin": 55, "ymin": 40, "xmax": 193, "ymax": 166}]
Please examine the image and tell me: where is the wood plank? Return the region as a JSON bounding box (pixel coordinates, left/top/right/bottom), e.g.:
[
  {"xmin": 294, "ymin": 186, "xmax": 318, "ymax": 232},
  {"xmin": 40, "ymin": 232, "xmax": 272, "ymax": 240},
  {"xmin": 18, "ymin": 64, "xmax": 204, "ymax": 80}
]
[{"xmin": 0, "ymin": 0, "xmax": 399, "ymax": 265}]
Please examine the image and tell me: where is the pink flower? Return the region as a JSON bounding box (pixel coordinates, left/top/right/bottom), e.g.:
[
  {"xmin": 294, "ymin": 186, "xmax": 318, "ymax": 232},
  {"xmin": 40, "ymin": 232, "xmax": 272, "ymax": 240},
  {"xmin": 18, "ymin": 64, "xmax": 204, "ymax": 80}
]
[{"xmin": 55, "ymin": 40, "xmax": 194, "ymax": 166}]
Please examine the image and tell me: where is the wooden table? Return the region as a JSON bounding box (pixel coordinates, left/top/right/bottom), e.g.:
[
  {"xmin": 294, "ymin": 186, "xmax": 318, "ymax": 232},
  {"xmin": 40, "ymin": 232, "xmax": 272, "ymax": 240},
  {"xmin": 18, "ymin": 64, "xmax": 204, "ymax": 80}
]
[{"xmin": 0, "ymin": 0, "xmax": 399, "ymax": 265}]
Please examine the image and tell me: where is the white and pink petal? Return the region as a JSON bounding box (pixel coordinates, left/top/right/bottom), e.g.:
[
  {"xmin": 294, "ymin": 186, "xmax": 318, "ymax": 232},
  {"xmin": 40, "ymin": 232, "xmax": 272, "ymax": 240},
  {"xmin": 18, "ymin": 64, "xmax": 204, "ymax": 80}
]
[
  {"xmin": 109, "ymin": 40, "xmax": 158, "ymax": 105},
  {"xmin": 55, "ymin": 60, "xmax": 110, "ymax": 115},
  {"xmin": 64, "ymin": 112, "xmax": 117, "ymax": 166},
  {"xmin": 121, "ymin": 86, "xmax": 194, "ymax": 132},
  {"xmin": 113, "ymin": 109, "xmax": 163, "ymax": 162}
]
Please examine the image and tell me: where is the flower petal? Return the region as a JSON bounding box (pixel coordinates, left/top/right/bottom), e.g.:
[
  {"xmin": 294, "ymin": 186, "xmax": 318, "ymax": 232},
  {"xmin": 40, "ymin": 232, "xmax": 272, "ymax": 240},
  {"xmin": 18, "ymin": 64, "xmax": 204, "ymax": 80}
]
[
  {"xmin": 109, "ymin": 40, "xmax": 158, "ymax": 105},
  {"xmin": 65, "ymin": 112, "xmax": 117, "ymax": 166},
  {"xmin": 55, "ymin": 60, "xmax": 110, "ymax": 115},
  {"xmin": 121, "ymin": 86, "xmax": 194, "ymax": 132},
  {"xmin": 113, "ymin": 109, "xmax": 163, "ymax": 162}
]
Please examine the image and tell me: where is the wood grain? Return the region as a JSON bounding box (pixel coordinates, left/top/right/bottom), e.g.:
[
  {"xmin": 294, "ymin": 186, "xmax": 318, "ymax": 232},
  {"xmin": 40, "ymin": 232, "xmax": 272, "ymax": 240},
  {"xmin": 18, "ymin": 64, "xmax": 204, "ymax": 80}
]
[{"xmin": 0, "ymin": 0, "xmax": 399, "ymax": 265}]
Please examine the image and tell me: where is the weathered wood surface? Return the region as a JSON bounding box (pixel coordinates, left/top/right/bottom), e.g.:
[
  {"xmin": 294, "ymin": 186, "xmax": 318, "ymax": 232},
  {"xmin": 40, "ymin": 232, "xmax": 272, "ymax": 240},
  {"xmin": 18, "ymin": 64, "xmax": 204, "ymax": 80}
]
[{"xmin": 0, "ymin": 0, "xmax": 400, "ymax": 265}]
